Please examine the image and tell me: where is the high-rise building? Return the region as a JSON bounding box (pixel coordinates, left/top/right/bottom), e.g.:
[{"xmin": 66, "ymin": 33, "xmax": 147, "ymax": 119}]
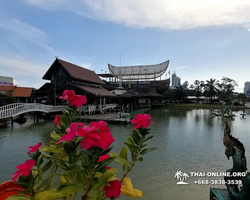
[
  {"xmin": 171, "ymin": 73, "xmax": 181, "ymax": 88},
  {"xmin": 244, "ymin": 82, "xmax": 250, "ymax": 96}
]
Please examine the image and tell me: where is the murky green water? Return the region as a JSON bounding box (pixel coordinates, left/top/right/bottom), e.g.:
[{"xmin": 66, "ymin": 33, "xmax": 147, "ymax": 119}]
[{"xmin": 1, "ymin": 107, "xmax": 250, "ymax": 200}]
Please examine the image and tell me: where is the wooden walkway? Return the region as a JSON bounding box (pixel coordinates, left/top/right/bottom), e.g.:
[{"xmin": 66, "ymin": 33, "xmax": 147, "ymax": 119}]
[{"xmin": 78, "ymin": 113, "xmax": 129, "ymax": 124}]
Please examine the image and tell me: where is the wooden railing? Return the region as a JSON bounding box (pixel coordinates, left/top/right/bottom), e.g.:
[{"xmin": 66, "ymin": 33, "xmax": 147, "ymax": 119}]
[{"xmin": 0, "ymin": 103, "xmax": 68, "ymax": 119}]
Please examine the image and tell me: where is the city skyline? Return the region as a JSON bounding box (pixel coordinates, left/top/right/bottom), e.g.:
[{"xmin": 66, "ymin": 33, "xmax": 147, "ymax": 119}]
[{"xmin": 0, "ymin": 1, "xmax": 250, "ymax": 93}]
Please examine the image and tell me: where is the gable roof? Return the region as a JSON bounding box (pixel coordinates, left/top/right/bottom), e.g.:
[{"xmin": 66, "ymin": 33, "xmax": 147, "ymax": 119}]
[
  {"xmin": 0, "ymin": 86, "xmax": 33, "ymax": 97},
  {"xmin": 43, "ymin": 58, "xmax": 104, "ymax": 85}
]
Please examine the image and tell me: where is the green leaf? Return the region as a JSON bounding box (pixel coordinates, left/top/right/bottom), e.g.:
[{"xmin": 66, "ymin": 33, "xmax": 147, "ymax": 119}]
[
  {"xmin": 35, "ymin": 189, "xmax": 65, "ymax": 200},
  {"xmin": 41, "ymin": 152, "xmax": 52, "ymax": 158},
  {"xmin": 75, "ymin": 173, "xmax": 87, "ymax": 185},
  {"xmin": 115, "ymin": 156, "xmax": 128, "ymax": 165},
  {"xmin": 40, "ymin": 146, "xmax": 62, "ymax": 154},
  {"xmin": 59, "ymin": 114, "xmax": 70, "ymax": 125},
  {"xmin": 137, "ymin": 157, "xmax": 144, "ymax": 162},
  {"xmin": 98, "ymin": 146, "xmax": 113, "ymax": 157},
  {"xmin": 50, "ymin": 131, "xmax": 62, "ymax": 140},
  {"xmin": 42, "ymin": 160, "xmax": 52, "ymax": 173},
  {"xmin": 140, "ymin": 148, "xmax": 157, "ymax": 155},
  {"xmin": 131, "ymin": 129, "xmax": 141, "ymax": 145},
  {"xmin": 109, "ymin": 152, "xmax": 118, "ymax": 157},
  {"xmin": 143, "ymin": 135, "xmax": 154, "ymax": 142},
  {"xmin": 62, "ymin": 109, "xmax": 70, "ymax": 115},
  {"xmin": 93, "ymin": 168, "xmax": 119, "ymax": 190},
  {"xmin": 61, "ymin": 184, "xmax": 84, "ymax": 196},
  {"xmin": 126, "ymin": 137, "xmax": 136, "ymax": 146},
  {"xmin": 95, "ymin": 157, "xmax": 115, "ymax": 172},
  {"xmin": 57, "ymin": 160, "xmax": 70, "ymax": 170},
  {"xmin": 119, "ymin": 147, "xmax": 127, "ymax": 160},
  {"xmin": 6, "ymin": 195, "xmax": 30, "ymax": 200}
]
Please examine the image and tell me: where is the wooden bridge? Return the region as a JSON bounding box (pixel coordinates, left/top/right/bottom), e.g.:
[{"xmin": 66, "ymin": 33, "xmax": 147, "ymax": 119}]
[{"xmin": 0, "ymin": 103, "xmax": 68, "ymax": 119}]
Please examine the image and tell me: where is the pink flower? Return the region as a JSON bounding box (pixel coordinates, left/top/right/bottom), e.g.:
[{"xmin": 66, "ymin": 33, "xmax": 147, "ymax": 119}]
[
  {"xmin": 78, "ymin": 126, "xmax": 101, "ymax": 150},
  {"xmin": 53, "ymin": 114, "xmax": 61, "ymax": 127},
  {"xmin": 12, "ymin": 160, "xmax": 36, "ymax": 180},
  {"xmin": 59, "ymin": 90, "xmax": 75, "ymax": 101},
  {"xmin": 78, "ymin": 121, "xmax": 114, "ymax": 150},
  {"xmin": 68, "ymin": 95, "xmax": 87, "ymax": 108},
  {"xmin": 27, "ymin": 142, "xmax": 42, "ymax": 154},
  {"xmin": 98, "ymin": 154, "xmax": 111, "ymax": 169},
  {"xmin": 130, "ymin": 114, "xmax": 154, "ymax": 129},
  {"xmin": 56, "ymin": 122, "xmax": 80, "ymax": 144},
  {"xmin": 103, "ymin": 180, "xmax": 122, "ymax": 198}
]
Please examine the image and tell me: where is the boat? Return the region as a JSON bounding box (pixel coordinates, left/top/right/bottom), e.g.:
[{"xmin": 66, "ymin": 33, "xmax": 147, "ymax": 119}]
[
  {"xmin": 0, "ymin": 119, "xmax": 8, "ymax": 128},
  {"xmin": 14, "ymin": 115, "xmax": 27, "ymax": 124}
]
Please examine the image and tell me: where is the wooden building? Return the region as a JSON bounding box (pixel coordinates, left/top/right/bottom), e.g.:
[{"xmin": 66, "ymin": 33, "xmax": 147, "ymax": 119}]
[
  {"xmin": 0, "ymin": 86, "xmax": 36, "ymax": 104},
  {"xmin": 98, "ymin": 60, "xmax": 169, "ymax": 108},
  {"xmin": 40, "ymin": 58, "xmax": 116, "ymax": 105}
]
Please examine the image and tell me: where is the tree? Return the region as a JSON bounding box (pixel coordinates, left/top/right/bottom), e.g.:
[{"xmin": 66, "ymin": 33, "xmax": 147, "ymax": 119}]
[
  {"xmin": 193, "ymin": 80, "xmax": 204, "ymax": 101},
  {"xmin": 237, "ymin": 93, "xmax": 247, "ymax": 105},
  {"xmin": 163, "ymin": 89, "xmax": 176, "ymax": 102},
  {"xmin": 217, "ymin": 77, "xmax": 238, "ymax": 102},
  {"xmin": 203, "ymin": 78, "xmax": 219, "ymax": 103},
  {"xmin": 175, "ymin": 84, "xmax": 188, "ymax": 102}
]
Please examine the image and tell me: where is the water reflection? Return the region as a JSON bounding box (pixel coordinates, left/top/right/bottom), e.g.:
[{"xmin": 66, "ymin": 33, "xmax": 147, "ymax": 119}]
[{"xmin": 0, "ymin": 107, "xmax": 250, "ymax": 200}]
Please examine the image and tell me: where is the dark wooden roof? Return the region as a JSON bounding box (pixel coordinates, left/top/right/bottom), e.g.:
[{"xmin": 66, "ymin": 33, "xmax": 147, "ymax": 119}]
[
  {"xmin": 43, "ymin": 58, "xmax": 104, "ymax": 85},
  {"xmin": 74, "ymin": 84, "xmax": 116, "ymax": 97}
]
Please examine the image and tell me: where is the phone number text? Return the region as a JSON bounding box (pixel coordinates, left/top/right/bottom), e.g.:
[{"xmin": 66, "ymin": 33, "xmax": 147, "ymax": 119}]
[{"xmin": 194, "ymin": 179, "xmax": 242, "ymax": 185}]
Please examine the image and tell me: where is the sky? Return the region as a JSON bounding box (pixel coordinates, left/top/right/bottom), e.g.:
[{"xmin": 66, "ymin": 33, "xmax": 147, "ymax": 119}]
[{"xmin": 0, "ymin": 0, "xmax": 250, "ymax": 93}]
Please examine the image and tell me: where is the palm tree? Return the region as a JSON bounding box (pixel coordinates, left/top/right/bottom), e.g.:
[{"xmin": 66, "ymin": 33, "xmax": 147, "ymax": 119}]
[
  {"xmin": 203, "ymin": 78, "xmax": 219, "ymax": 103},
  {"xmin": 174, "ymin": 170, "xmax": 183, "ymax": 181},
  {"xmin": 193, "ymin": 80, "xmax": 204, "ymax": 101},
  {"xmin": 182, "ymin": 172, "xmax": 189, "ymax": 182}
]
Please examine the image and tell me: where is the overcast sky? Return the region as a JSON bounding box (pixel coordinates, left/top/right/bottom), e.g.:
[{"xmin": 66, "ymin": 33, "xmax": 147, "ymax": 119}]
[{"xmin": 0, "ymin": 0, "xmax": 250, "ymax": 92}]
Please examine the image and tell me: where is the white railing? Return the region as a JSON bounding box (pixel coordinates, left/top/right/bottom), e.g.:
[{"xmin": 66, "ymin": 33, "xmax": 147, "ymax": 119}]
[
  {"xmin": 0, "ymin": 103, "xmax": 69, "ymax": 119},
  {"xmin": 77, "ymin": 104, "xmax": 118, "ymax": 115}
]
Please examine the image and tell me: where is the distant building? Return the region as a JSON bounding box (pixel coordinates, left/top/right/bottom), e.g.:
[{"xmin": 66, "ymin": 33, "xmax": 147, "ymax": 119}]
[
  {"xmin": 0, "ymin": 86, "xmax": 36, "ymax": 103},
  {"xmin": 170, "ymin": 73, "xmax": 181, "ymax": 89},
  {"xmin": 0, "ymin": 76, "xmax": 13, "ymax": 86},
  {"xmin": 244, "ymin": 82, "xmax": 250, "ymax": 96}
]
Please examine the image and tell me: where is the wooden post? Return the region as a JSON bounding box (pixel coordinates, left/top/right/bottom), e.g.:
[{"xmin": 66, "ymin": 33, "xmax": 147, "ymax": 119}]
[
  {"xmin": 33, "ymin": 112, "xmax": 36, "ymax": 122},
  {"xmin": 10, "ymin": 117, "xmax": 13, "ymax": 127}
]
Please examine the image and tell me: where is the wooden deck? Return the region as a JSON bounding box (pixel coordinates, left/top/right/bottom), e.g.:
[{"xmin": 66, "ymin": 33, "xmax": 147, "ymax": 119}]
[{"xmin": 77, "ymin": 113, "xmax": 129, "ymax": 124}]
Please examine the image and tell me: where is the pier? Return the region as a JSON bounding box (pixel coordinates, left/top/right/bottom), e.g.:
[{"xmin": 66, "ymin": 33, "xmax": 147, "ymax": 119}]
[{"xmin": 77, "ymin": 113, "xmax": 131, "ymax": 124}]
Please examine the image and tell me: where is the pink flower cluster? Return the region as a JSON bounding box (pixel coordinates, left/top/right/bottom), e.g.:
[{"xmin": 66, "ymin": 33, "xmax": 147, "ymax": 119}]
[
  {"xmin": 59, "ymin": 90, "xmax": 87, "ymax": 107},
  {"xmin": 12, "ymin": 90, "xmax": 155, "ymax": 199}
]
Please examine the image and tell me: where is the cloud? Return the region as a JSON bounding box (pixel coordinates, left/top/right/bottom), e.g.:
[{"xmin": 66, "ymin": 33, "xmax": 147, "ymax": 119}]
[
  {"xmin": 0, "ymin": 16, "xmax": 55, "ymax": 55},
  {"xmin": 13, "ymin": 79, "xmax": 27, "ymax": 86},
  {"xmin": 23, "ymin": 0, "xmax": 250, "ymax": 30},
  {"xmin": 176, "ymin": 65, "xmax": 189, "ymax": 70},
  {"xmin": 0, "ymin": 55, "xmax": 47, "ymax": 77}
]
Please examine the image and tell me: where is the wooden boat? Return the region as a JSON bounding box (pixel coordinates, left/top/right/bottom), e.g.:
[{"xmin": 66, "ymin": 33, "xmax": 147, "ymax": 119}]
[
  {"xmin": 0, "ymin": 119, "xmax": 8, "ymax": 128},
  {"xmin": 14, "ymin": 116, "xmax": 27, "ymax": 124}
]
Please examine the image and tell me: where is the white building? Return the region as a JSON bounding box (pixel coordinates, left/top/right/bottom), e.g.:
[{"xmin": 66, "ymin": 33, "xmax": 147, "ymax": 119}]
[{"xmin": 244, "ymin": 82, "xmax": 250, "ymax": 96}]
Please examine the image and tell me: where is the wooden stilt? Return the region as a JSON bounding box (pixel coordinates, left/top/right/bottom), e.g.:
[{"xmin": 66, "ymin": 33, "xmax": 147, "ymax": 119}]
[{"xmin": 10, "ymin": 117, "xmax": 13, "ymax": 127}]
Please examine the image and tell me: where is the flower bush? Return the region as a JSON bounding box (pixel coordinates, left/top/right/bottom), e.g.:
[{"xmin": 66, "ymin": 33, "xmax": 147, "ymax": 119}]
[{"xmin": 7, "ymin": 90, "xmax": 156, "ymax": 200}]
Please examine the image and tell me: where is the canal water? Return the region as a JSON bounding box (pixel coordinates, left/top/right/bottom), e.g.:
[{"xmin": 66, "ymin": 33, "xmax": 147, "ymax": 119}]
[{"xmin": 1, "ymin": 107, "xmax": 250, "ymax": 200}]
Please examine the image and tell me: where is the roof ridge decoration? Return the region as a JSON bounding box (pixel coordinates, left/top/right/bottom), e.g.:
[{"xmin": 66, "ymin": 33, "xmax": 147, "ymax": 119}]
[{"xmin": 108, "ymin": 60, "xmax": 169, "ymax": 81}]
